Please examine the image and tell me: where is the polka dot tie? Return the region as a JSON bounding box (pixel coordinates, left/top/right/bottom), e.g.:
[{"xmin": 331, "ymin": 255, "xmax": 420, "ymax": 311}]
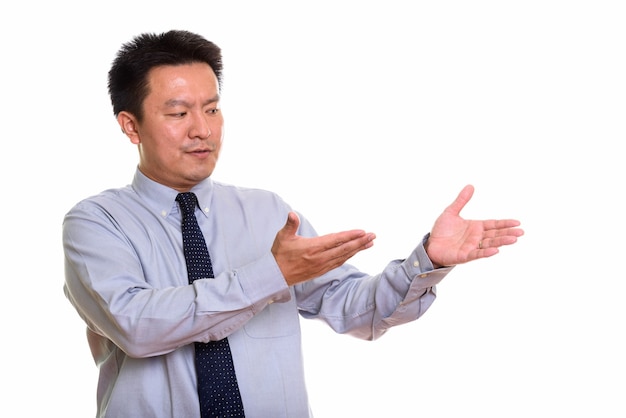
[{"xmin": 176, "ymin": 192, "xmax": 245, "ymax": 418}]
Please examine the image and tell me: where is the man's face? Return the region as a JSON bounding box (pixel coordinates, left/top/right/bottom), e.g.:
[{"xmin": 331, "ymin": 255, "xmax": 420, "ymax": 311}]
[{"xmin": 120, "ymin": 62, "xmax": 224, "ymax": 192}]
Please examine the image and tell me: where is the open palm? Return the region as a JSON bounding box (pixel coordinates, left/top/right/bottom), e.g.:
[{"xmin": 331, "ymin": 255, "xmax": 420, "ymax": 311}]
[{"xmin": 426, "ymin": 185, "xmax": 524, "ymax": 267}]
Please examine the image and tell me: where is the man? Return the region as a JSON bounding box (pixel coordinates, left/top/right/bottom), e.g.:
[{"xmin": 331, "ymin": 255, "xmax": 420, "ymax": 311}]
[{"xmin": 63, "ymin": 30, "xmax": 523, "ymax": 417}]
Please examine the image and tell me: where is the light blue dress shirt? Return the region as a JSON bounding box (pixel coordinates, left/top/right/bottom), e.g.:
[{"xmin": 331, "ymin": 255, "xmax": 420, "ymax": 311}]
[{"xmin": 63, "ymin": 169, "xmax": 453, "ymax": 417}]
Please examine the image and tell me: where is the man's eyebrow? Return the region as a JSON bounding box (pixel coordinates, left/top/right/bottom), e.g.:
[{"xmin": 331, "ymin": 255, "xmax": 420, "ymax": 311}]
[
  {"xmin": 203, "ymin": 95, "xmax": 221, "ymax": 106},
  {"xmin": 164, "ymin": 95, "xmax": 221, "ymax": 108}
]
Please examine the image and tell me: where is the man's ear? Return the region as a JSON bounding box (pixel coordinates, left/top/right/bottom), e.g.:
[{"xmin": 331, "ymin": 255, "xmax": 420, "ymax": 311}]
[{"xmin": 117, "ymin": 111, "xmax": 141, "ymax": 144}]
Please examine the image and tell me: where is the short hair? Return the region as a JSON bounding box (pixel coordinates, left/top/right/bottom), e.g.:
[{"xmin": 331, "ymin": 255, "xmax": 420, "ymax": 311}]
[{"xmin": 107, "ymin": 30, "xmax": 223, "ymax": 121}]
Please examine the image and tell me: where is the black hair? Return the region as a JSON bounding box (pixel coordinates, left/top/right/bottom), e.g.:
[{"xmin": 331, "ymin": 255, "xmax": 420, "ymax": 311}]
[{"xmin": 107, "ymin": 30, "xmax": 223, "ymax": 121}]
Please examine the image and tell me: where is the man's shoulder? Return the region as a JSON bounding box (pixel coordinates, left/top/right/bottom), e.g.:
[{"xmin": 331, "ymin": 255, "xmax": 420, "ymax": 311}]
[
  {"xmin": 211, "ymin": 180, "xmax": 290, "ymax": 209},
  {"xmin": 212, "ymin": 180, "xmax": 281, "ymax": 199},
  {"xmin": 67, "ymin": 185, "xmax": 136, "ymax": 214}
]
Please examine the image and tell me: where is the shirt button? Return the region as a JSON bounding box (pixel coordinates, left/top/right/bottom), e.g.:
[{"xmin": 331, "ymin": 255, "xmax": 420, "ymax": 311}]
[
  {"xmin": 419, "ymin": 273, "xmax": 428, "ymax": 278},
  {"xmin": 161, "ymin": 210, "xmax": 167, "ymax": 217},
  {"xmin": 413, "ymin": 261, "xmax": 420, "ymax": 267}
]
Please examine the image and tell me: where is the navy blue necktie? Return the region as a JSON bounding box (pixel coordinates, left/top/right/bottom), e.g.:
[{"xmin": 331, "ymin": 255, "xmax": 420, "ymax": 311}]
[{"xmin": 176, "ymin": 192, "xmax": 245, "ymax": 418}]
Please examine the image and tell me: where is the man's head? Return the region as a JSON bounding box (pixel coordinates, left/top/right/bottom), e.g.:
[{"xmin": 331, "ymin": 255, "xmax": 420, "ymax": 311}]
[
  {"xmin": 108, "ymin": 30, "xmax": 223, "ymax": 121},
  {"xmin": 110, "ymin": 30, "xmax": 225, "ymax": 192}
]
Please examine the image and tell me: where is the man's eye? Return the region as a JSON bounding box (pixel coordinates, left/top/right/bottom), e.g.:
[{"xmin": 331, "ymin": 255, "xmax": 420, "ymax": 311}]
[
  {"xmin": 207, "ymin": 108, "xmax": 220, "ymax": 115},
  {"xmin": 168, "ymin": 112, "xmax": 186, "ymax": 117}
]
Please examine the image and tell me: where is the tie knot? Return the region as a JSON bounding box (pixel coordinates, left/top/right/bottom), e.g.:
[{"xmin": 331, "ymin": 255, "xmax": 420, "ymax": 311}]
[{"xmin": 176, "ymin": 192, "xmax": 198, "ymax": 217}]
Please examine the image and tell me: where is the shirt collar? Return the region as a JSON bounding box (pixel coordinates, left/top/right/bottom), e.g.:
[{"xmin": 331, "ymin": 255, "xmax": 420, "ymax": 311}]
[{"xmin": 131, "ymin": 168, "xmax": 214, "ymax": 219}]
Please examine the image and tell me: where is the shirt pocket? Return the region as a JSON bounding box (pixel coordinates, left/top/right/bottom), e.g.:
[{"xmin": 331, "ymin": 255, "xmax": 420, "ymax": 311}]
[{"xmin": 243, "ymin": 297, "xmax": 300, "ymax": 338}]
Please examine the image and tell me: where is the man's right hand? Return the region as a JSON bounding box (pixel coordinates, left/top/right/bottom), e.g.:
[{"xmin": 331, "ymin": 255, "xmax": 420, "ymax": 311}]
[{"xmin": 271, "ymin": 212, "xmax": 376, "ymax": 286}]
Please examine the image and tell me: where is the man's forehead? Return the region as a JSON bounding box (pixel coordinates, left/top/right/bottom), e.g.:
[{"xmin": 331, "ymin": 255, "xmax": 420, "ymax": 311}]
[
  {"xmin": 147, "ymin": 63, "xmax": 218, "ymax": 86},
  {"xmin": 145, "ymin": 63, "xmax": 219, "ymax": 101}
]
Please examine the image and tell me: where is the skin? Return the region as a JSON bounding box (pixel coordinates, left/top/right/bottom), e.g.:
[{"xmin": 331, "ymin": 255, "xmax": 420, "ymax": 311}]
[
  {"xmin": 117, "ymin": 63, "xmax": 223, "ymax": 192},
  {"xmin": 117, "ymin": 63, "xmax": 524, "ymax": 286},
  {"xmin": 424, "ymin": 184, "xmax": 524, "ymax": 268}
]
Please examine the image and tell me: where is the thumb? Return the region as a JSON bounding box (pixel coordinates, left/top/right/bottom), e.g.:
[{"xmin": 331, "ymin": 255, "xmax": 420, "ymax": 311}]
[
  {"xmin": 445, "ymin": 184, "xmax": 474, "ymax": 216},
  {"xmin": 280, "ymin": 211, "xmax": 301, "ymax": 237}
]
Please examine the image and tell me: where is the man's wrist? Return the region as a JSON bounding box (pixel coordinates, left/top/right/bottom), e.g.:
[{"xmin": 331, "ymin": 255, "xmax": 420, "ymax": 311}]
[{"xmin": 423, "ymin": 233, "xmax": 442, "ymax": 269}]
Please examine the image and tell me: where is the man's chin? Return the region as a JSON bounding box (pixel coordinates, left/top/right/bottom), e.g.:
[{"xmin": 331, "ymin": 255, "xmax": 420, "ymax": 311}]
[{"xmin": 191, "ymin": 166, "xmax": 216, "ymax": 182}]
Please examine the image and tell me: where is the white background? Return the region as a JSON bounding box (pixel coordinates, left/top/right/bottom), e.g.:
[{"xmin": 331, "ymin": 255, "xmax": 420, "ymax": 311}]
[{"xmin": 1, "ymin": 1, "xmax": 624, "ymax": 416}]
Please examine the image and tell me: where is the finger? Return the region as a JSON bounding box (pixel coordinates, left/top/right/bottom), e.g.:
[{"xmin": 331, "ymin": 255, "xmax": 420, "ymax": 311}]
[
  {"xmin": 325, "ymin": 232, "xmax": 375, "ymax": 259},
  {"xmin": 482, "ymin": 225, "xmax": 525, "ymax": 240},
  {"xmin": 482, "ymin": 218, "xmax": 522, "ymax": 231},
  {"xmin": 476, "ymin": 247, "xmax": 500, "ymax": 259},
  {"xmin": 318, "ymin": 229, "xmax": 370, "ymax": 250},
  {"xmin": 480, "ymin": 235, "xmax": 520, "ymax": 249},
  {"xmin": 280, "ymin": 211, "xmax": 300, "ymax": 237},
  {"xmin": 445, "ymin": 184, "xmax": 474, "ymax": 216}
]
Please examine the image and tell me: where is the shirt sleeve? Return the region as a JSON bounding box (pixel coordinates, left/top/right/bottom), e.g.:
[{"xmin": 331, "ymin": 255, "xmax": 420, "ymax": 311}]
[
  {"xmin": 295, "ymin": 230, "xmax": 453, "ymax": 340},
  {"xmin": 63, "ymin": 198, "xmax": 290, "ymax": 359}
]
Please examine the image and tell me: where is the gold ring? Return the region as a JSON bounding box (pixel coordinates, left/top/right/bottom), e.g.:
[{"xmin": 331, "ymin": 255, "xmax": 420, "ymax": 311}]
[{"xmin": 478, "ymin": 240, "xmax": 483, "ymax": 250}]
